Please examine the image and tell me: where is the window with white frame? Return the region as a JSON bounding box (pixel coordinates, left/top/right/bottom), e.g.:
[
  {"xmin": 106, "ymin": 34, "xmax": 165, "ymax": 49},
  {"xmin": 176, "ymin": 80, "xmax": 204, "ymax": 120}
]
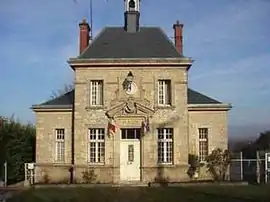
[
  {"xmin": 55, "ymin": 129, "xmax": 65, "ymax": 163},
  {"xmin": 90, "ymin": 80, "xmax": 103, "ymax": 106},
  {"xmin": 88, "ymin": 128, "xmax": 105, "ymax": 163},
  {"xmin": 158, "ymin": 80, "xmax": 171, "ymax": 105},
  {"xmin": 199, "ymin": 128, "xmax": 209, "ymax": 161},
  {"xmin": 157, "ymin": 128, "xmax": 173, "ymax": 164}
]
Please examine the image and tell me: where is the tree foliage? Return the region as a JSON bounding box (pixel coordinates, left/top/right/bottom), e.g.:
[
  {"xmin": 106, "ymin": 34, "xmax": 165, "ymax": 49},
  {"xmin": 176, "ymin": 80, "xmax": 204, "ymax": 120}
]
[
  {"xmin": 239, "ymin": 130, "xmax": 270, "ymax": 158},
  {"xmin": 206, "ymin": 148, "xmax": 230, "ymax": 182},
  {"xmin": 0, "ymin": 116, "xmax": 35, "ymax": 184},
  {"xmin": 51, "ymin": 83, "xmax": 74, "ymax": 99}
]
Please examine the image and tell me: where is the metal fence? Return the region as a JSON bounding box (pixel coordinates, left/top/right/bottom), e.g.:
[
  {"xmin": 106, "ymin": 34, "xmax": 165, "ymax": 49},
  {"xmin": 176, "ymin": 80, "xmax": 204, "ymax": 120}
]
[{"xmin": 229, "ymin": 151, "xmax": 269, "ymax": 184}]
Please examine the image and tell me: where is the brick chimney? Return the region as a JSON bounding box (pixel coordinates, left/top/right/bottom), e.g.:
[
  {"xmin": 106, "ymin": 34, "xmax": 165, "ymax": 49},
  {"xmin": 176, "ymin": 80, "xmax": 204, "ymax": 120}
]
[
  {"xmin": 79, "ymin": 18, "xmax": 90, "ymax": 54},
  {"xmin": 173, "ymin": 20, "xmax": 183, "ymax": 55}
]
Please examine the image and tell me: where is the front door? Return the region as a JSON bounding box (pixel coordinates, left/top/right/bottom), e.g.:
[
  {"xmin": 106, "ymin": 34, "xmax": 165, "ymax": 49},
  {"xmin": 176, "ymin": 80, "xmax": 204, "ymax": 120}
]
[{"xmin": 120, "ymin": 128, "xmax": 141, "ymax": 181}]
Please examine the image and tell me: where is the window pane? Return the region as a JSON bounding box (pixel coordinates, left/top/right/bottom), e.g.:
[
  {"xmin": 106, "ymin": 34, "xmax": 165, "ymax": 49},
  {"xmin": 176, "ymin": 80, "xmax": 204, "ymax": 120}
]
[
  {"xmin": 90, "ymin": 142, "xmax": 96, "ymax": 162},
  {"xmin": 55, "ymin": 129, "xmax": 65, "ymax": 163},
  {"xmin": 165, "ymin": 80, "xmax": 171, "ymax": 105},
  {"xmin": 157, "ymin": 128, "xmax": 173, "ymax": 164},
  {"xmin": 199, "ymin": 128, "xmax": 209, "ymax": 161},
  {"xmin": 158, "ymin": 80, "xmax": 171, "ymax": 105},
  {"xmin": 91, "ymin": 81, "xmax": 103, "ymax": 106},
  {"xmin": 88, "ymin": 128, "xmax": 105, "ymax": 163},
  {"xmin": 158, "ymin": 142, "xmax": 164, "ymax": 163},
  {"xmin": 121, "ymin": 129, "xmax": 141, "ymax": 139},
  {"xmin": 158, "ymin": 81, "xmax": 164, "ymax": 105}
]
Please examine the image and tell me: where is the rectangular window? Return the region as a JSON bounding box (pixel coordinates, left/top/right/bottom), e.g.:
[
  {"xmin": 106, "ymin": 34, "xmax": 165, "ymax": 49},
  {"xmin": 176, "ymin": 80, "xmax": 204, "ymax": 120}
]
[
  {"xmin": 88, "ymin": 128, "xmax": 105, "ymax": 164},
  {"xmin": 199, "ymin": 128, "xmax": 209, "ymax": 162},
  {"xmin": 157, "ymin": 128, "xmax": 173, "ymax": 164},
  {"xmin": 90, "ymin": 80, "xmax": 103, "ymax": 106},
  {"xmin": 55, "ymin": 129, "xmax": 65, "ymax": 163},
  {"xmin": 158, "ymin": 80, "xmax": 171, "ymax": 105}
]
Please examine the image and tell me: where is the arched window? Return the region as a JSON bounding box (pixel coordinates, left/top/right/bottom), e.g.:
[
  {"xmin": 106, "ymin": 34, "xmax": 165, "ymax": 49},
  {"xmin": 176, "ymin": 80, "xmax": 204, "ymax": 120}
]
[{"xmin": 129, "ymin": 0, "xmax": 135, "ymax": 11}]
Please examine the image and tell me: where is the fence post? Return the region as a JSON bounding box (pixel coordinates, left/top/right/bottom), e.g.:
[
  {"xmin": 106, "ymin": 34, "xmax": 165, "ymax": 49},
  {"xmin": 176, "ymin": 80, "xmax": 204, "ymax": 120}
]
[
  {"xmin": 256, "ymin": 151, "xmax": 260, "ymax": 184},
  {"xmin": 4, "ymin": 161, "xmax": 7, "ymax": 187},
  {"xmin": 265, "ymin": 153, "xmax": 268, "ymax": 184},
  {"xmin": 240, "ymin": 151, "xmax": 243, "ymax": 181}
]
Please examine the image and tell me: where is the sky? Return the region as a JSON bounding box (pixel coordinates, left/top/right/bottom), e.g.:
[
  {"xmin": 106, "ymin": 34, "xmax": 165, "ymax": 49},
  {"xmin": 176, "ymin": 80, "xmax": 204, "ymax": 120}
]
[{"xmin": 0, "ymin": 0, "xmax": 269, "ymax": 136}]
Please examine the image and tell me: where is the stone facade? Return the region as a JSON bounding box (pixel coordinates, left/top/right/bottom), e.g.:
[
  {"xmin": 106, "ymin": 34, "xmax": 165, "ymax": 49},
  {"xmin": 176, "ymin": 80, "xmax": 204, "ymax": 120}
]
[
  {"xmin": 32, "ymin": 1, "xmax": 231, "ymax": 183},
  {"xmin": 33, "ymin": 64, "xmax": 231, "ymax": 184}
]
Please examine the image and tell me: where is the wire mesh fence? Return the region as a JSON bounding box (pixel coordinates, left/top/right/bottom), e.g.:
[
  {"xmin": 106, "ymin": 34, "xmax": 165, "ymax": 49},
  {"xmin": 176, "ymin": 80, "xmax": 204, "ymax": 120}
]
[{"xmin": 229, "ymin": 151, "xmax": 269, "ymax": 184}]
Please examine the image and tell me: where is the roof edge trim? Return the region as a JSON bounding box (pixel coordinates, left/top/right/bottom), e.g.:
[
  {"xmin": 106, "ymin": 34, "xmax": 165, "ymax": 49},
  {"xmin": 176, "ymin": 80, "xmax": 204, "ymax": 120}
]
[
  {"xmin": 31, "ymin": 105, "xmax": 73, "ymax": 112},
  {"xmin": 188, "ymin": 103, "xmax": 232, "ymax": 111},
  {"xmin": 68, "ymin": 57, "xmax": 193, "ymax": 68}
]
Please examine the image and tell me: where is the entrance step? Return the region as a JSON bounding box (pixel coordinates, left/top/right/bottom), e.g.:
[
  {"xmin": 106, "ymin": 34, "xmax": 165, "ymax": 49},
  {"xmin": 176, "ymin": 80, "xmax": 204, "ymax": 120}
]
[{"xmin": 114, "ymin": 181, "xmax": 148, "ymax": 187}]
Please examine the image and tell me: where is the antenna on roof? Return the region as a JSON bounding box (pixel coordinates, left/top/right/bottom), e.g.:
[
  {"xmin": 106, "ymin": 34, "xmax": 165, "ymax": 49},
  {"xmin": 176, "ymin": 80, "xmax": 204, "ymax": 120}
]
[{"xmin": 89, "ymin": 0, "xmax": 93, "ymax": 39}]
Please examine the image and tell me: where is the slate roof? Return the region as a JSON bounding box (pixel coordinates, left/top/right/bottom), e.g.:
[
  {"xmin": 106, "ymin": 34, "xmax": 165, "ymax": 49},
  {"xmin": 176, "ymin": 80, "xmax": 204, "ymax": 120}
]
[
  {"xmin": 33, "ymin": 89, "xmax": 221, "ymax": 108},
  {"xmin": 33, "ymin": 90, "xmax": 74, "ymax": 108},
  {"xmin": 79, "ymin": 27, "xmax": 183, "ymax": 59},
  {"xmin": 187, "ymin": 89, "xmax": 221, "ymax": 104}
]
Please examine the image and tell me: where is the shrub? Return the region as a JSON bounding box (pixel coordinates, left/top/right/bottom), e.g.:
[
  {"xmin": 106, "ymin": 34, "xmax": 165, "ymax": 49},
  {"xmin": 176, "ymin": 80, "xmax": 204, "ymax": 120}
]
[
  {"xmin": 42, "ymin": 172, "xmax": 50, "ymax": 184},
  {"xmin": 82, "ymin": 168, "xmax": 97, "ymax": 184},
  {"xmin": 154, "ymin": 167, "xmax": 169, "ymax": 186},
  {"xmin": 187, "ymin": 154, "xmax": 203, "ymax": 180},
  {"xmin": 206, "ymin": 148, "xmax": 230, "ymax": 181}
]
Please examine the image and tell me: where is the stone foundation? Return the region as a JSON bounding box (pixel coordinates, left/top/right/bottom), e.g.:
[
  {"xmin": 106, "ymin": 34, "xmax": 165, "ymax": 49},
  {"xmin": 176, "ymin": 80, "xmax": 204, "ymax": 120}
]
[
  {"xmin": 34, "ymin": 164, "xmax": 120, "ymax": 184},
  {"xmin": 141, "ymin": 165, "xmax": 190, "ymax": 182},
  {"xmin": 34, "ymin": 164, "xmax": 212, "ymax": 184}
]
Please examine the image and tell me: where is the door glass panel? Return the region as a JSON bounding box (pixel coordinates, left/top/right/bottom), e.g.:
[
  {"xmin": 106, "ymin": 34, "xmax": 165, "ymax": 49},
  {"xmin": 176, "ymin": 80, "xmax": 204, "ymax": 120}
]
[{"xmin": 128, "ymin": 145, "xmax": 134, "ymax": 162}]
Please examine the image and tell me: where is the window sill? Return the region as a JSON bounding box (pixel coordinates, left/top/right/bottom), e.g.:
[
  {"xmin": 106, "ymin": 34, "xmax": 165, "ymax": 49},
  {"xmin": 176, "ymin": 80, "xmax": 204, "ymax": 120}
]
[
  {"xmin": 52, "ymin": 163, "xmax": 71, "ymax": 167},
  {"xmin": 85, "ymin": 106, "xmax": 105, "ymax": 111},
  {"xmin": 157, "ymin": 163, "xmax": 175, "ymax": 168},
  {"xmin": 87, "ymin": 163, "xmax": 105, "ymax": 166},
  {"xmin": 155, "ymin": 105, "xmax": 176, "ymax": 110}
]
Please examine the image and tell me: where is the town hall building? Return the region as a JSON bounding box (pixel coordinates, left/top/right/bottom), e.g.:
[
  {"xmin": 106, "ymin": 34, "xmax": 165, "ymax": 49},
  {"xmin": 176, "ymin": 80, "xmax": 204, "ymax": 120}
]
[{"xmin": 32, "ymin": 0, "xmax": 231, "ymax": 183}]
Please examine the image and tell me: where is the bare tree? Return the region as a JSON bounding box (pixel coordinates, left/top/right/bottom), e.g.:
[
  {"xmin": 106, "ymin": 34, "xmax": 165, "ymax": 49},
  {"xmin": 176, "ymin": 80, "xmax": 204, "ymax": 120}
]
[{"xmin": 51, "ymin": 83, "xmax": 74, "ymax": 99}]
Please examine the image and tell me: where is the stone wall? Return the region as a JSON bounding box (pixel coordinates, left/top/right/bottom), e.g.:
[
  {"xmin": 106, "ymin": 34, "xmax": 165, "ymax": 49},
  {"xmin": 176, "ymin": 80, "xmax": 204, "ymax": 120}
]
[
  {"xmin": 34, "ymin": 65, "xmax": 229, "ymax": 183},
  {"xmin": 188, "ymin": 110, "xmax": 229, "ymax": 179},
  {"xmin": 73, "ymin": 67, "xmax": 189, "ymax": 167},
  {"xmin": 35, "ymin": 111, "xmax": 72, "ymax": 164},
  {"xmin": 188, "ymin": 110, "xmax": 228, "ymax": 153}
]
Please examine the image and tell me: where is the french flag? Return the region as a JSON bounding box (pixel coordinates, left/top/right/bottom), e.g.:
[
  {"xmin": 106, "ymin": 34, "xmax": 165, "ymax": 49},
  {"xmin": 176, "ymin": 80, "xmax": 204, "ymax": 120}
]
[
  {"xmin": 142, "ymin": 117, "xmax": 150, "ymax": 133},
  {"xmin": 108, "ymin": 118, "xmax": 118, "ymax": 135}
]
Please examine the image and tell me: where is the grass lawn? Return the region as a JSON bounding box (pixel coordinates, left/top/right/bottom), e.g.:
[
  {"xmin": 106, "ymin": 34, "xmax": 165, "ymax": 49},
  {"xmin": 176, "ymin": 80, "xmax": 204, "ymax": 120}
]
[{"xmin": 7, "ymin": 185, "xmax": 270, "ymax": 202}]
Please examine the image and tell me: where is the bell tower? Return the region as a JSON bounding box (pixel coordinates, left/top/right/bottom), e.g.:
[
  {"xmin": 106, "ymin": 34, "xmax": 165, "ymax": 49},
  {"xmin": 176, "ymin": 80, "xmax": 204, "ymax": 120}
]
[{"xmin": 124, "ymin": 0, "xmax": 141, "ymax": 32}]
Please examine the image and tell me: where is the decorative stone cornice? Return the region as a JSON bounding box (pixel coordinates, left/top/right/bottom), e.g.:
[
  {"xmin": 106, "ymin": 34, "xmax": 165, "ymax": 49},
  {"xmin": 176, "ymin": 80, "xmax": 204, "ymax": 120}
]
[
  {"xmin": 105, "ymin": 100, "xmax": 155, "ymax": 118},
  {"xmin": 67, "ymin": 57, "xmax": 193, "ymax": 70}
]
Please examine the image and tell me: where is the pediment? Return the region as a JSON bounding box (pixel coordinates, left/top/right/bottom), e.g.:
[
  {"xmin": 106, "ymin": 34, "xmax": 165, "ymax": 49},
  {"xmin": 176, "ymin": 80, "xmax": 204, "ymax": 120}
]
[{"xmin": 106, "ymin": 99, "xmax": 155, "ymax": 118}]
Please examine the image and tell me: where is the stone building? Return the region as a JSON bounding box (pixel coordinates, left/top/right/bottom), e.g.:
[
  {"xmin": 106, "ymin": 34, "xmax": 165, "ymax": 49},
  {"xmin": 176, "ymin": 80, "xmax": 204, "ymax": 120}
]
[{"xmin": 32, "ymin": 0, "xmax": 231, "ymax": 183}]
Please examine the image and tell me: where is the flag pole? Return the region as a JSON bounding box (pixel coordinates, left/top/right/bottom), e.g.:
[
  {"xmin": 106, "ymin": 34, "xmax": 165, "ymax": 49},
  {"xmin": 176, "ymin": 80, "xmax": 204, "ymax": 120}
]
[{"xmin": 89, "ymin": 0, "xmax": 93, "ymax": 38}]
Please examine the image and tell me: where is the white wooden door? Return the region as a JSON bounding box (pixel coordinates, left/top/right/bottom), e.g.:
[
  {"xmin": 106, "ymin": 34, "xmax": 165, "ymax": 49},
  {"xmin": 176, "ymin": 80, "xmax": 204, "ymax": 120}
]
[{"xmin": 120, "ymin": 140, "xmax": 141, "ymax": 181}]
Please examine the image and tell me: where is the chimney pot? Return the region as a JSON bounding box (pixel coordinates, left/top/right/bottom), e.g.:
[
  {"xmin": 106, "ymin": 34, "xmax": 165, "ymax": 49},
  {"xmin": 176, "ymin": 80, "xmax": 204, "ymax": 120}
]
[
  {"xmin": 79, "ymin": 18, "xmax": 91, "ymax": 54},
  {"xmin": 173, "ymin": 20, "xmax": 184, "ymax": 55}
]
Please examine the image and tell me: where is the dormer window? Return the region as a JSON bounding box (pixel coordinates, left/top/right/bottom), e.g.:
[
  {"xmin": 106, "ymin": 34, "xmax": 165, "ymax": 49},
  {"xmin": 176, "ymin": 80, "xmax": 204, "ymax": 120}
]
[{"xmin": 129, "ymin": 0, "xmax": 136, "ymax": 11}]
